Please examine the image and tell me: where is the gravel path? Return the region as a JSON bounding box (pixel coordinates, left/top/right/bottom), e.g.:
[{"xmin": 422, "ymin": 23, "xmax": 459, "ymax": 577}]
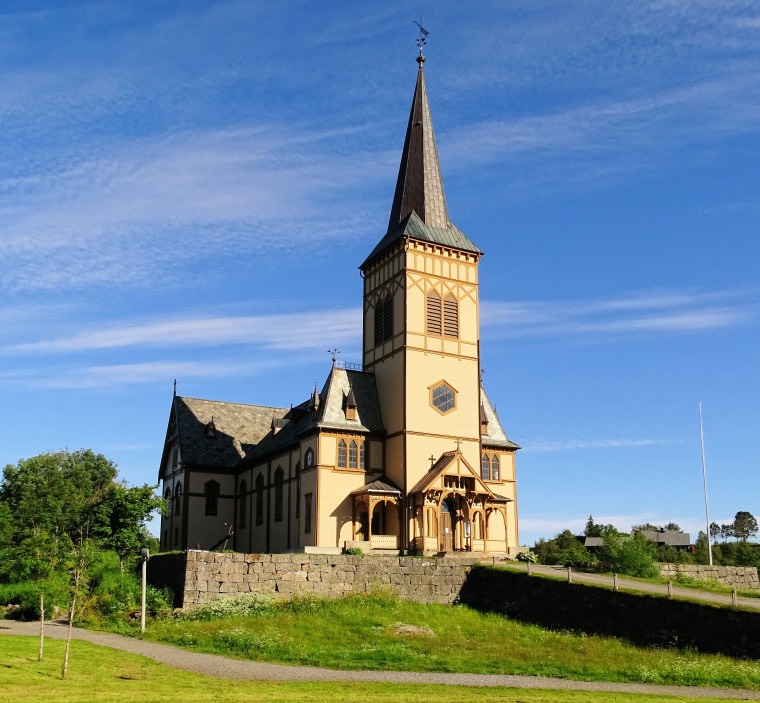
[
  {"xmin": 1, "ymin": 618, "xmax": 758, "ymax": 700},
  {"xmin": 500, "ymin": 563, "xmax": 760, "ymax": 610}
]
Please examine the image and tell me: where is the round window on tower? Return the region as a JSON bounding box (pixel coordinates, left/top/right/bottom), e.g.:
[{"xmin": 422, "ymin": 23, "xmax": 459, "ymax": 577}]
[{"xmin": 430, "ymin": 381, "xmax": 456, "ymax": 415}]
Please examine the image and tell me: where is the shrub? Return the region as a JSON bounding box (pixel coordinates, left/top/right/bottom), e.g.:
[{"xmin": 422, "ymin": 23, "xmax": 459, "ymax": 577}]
[
  {"xmin": 516, "ymin": 551, "xmax": 538, "ymax": 563},
  {"xmin": 598, "ymin": 531, "xmax": 658, "ymax": 578},
  {"xmin": 344, "ymin": 547, "xmax": 363, "ymax": 555},
  {"xmin": 534, "ymin": 530, "xmax": 596, "ymax": 568},
  {"xmin": 177, "ymin": 592, "xmax": 276, "ymax": 621},
  {"xmin": 0, "ymin": 574, "xmax": 70, "ymax": 620}
]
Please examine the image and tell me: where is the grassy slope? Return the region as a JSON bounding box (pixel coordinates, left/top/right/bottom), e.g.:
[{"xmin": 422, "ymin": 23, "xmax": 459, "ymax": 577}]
[
  {"xmin": 0, "ymin": 636, "xmax": 735, "ymax": 703},
  {"xmin": 137, "ymin": 593, "xmax": 760, "ymax": 689}
]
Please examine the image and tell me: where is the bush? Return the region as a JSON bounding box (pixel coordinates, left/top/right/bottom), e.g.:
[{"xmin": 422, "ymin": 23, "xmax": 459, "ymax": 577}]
[
  {"xmin": 344, "ymin": 547, "xmax": 363, "ymax": 555},
  {"xmin": 598, "ymin": 532, "xmax": 658, "ymax": 578},
  {"xmin": 0, "ymin": 573, "xmax": 70, "ymax": 620},
  {"xmin": 534, "ymin": 530, "xmax": 596, "ymax": 568},
  {"xmin": 177, "ymin": 592, "xmax": 276, "ymax": 621},
  {"xmin": 516, "ymin": 551, "xmax": 538, "ymax": 563}
]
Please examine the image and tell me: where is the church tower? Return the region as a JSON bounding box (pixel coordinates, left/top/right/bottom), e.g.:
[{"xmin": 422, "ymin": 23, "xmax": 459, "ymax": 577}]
[{"xmin": 360, "ymin": 51, "xmax": 487, "ymax": 545}]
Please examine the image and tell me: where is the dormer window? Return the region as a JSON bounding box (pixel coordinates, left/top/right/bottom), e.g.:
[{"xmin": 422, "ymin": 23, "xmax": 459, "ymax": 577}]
[
  {"xmin": 205, "ymin": 418, "xmax": 217, "ymax": 438},
  {"xmin": 344, "ymin": 387, "xmax": 357, "ymax": 421},
  {"xmin": 480, "ymin": 402, "xmax": 489, "ymax": 435}
]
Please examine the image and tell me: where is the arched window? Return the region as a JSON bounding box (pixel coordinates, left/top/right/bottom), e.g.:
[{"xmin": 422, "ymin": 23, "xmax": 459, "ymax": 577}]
[
  {"xmin": 359, "ymin": 441, "xmax": 365, "ymax": 470},
  {"xmin": 174, "ymin": 482, "xmax": 182, "ymax": 516},
  {"xmin": 374, "ymin": 296, "xmax": 393, "ymax": 346},
  {"xmin": 348, "ymin": 440, "xmax": 358, "ymax": 469},
  {"xmin": 204, "ymin": 480, "xmax": 219, "ymax": 516},
  {"xmin": 238, "ymin": 480, "xmax": 247, "ymax": 528},
  {"xmin": 481, "ymin": 454, "xmax": 491, "ymax": 481},
  {"xmin": 295, "ymin": 461, "xmax": 301, "ymax": 518},
  {"xmin": 274, "ymin": 467, "xmax": 284, "ymax": 522},
  {"xmin": 337, "ymin": 439, "xmax": 347, "ymax": 468},
  {"xmin": 492, "ymin": 455, "xmax": 500, "ymax": 481},
  {"xmin": 255, "ymin": 473, "xmax": 264, "ymax": 525},
  {"xmin": 426, "ymin": 291, "xmax": 442, "ymax": 336}
]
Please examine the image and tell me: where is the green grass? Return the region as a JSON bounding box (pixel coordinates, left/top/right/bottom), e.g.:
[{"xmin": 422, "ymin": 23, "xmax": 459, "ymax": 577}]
[
  {"xmin": 0, "ymin": 635, "xmax": 739, "ymax": 703},
  {"xmin": 132, "ymin": 592, "xmax": 760, "ymax": 689}
]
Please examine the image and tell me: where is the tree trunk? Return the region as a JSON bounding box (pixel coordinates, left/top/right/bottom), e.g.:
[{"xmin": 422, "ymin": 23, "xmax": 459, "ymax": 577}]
[
  {"xmin": 38, "ymin": 592, "xmax": 44, "ymax": 662},
  {"xmin": 61, "ymin": 571, "xmax": 79, "ymax": 680},
  {"xmin": 61, "ymin": 590, "xmax": 76, "ymax": 679}
]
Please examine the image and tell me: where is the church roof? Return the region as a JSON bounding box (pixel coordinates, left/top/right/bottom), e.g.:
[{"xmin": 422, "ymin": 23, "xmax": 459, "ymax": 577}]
[
  {"xmin": 316, "ymin": 366, "xmax": 384, "ymax": 433},
  {"xmin": 350, "ymin": 476, "xmax": 402, "ymax": 496},
  {"xmin": 361, "ymin": 58, "xmax": 480, "ymax": 270},
  {"xmin": 481, "ymin": 387, "xmax": 521, "ymax": 450},
  {"xmin": 408, "ymin": 449, "xmax": 494, "ymax": 497},
  {"xmin": 161, "ymin": 396, "xmax": 288, "ymax": 477},
  {"xmin": 239, "ymin": 366, "xmax": 384, "ymax": 467}
]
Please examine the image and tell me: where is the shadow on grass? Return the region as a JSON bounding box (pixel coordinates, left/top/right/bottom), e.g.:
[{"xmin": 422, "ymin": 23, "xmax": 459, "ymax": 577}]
[{"xmin": 457, "ymin": 566, "xmax": 760, "ymax": 659}]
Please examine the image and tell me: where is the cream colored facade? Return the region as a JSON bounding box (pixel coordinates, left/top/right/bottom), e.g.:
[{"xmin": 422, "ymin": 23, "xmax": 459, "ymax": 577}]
[{"xmin": 158, "ymin": 54, "xmax": 521, "ymax": 557}]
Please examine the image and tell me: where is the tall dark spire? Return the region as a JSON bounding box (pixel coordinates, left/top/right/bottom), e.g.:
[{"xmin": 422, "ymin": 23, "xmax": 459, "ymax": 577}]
[
  {"xmin": 386, "ymin": 55, "xmax": 449, "ymax": 233},
  {"xmin": 361, "ymin": 50, "xmax": 480, "ymax": 270}
]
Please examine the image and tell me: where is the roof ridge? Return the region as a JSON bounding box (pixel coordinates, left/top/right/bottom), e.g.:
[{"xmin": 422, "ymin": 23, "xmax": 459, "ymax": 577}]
[{"xmin": 177, "ymin": 395, "xmax": 289, "ymax": 412}]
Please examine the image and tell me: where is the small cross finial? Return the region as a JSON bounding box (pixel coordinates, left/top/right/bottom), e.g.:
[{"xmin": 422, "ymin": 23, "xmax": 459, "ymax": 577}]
[
  {"xmin": 454, "ymin": 438, "xmax": 463, "ymax": 451},
  {"xmin": 429, "ymin": 454, "xmax": 436, "ymax": 468},
  {"xmin": 327, "ymin": 348, "xmax": 341, "ymax": 364},
  {"xmin": 414, "ymin": 19, "xmax": 429, "ymax": 63},
  {"xmin": 173, "ymin": 378, "xmax": 177, "ymax": 396}
]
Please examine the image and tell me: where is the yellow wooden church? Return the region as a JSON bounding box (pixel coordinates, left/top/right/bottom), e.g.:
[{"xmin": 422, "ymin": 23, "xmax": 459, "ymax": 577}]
[{"xmin": 158, "ymin": 51, "xmax": 521, "ymax": 557}]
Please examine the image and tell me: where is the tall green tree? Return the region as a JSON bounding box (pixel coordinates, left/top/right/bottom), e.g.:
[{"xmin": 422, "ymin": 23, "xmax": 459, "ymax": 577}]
[
  {"xmin": 99, "ymin": 483, "xmax": 164, "ymax": 571},
  {"xmin": 1, "ymin": 450, "xmax": 117, "ymax": 544},
  {"xmin": 732, "ymin": 511, "xmax": 758, "ymax": 542}
]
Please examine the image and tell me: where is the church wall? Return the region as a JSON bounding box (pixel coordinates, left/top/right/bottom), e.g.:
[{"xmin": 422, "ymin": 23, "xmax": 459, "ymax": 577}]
[
  {"xmin": 185, "ymin": 470, "xmax": 235, "ymax": 550},
  {"xmin": 404, "ymin": 352, "xmax": 481, "ymax": 435},
  {"xmin": 368, "ymin": 439, "xmax": 383, "ymax": 471},
  {"xmin": 299, "ymin": 468, "xmax": 318, "ymax": 547},
  {"xmin": 317, "ymin": 467, "xmax": 367, "ymax": 549},
  {"xmin": 383, "ymin": 434, "xmax": 405, "ymax": 490},
  {"xmin": 370, "ymin": 352, "xmax": 404, "ymax": 435},
  {"xmin": 318, "ymin": 434, "xmax": 336, "ymax": 465}
]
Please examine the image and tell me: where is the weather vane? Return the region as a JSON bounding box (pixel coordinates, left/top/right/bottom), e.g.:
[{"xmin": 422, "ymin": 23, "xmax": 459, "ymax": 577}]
[
  {"xmin": 414, "ymin": 19, "xmax": 429, "ymax": 58},
  {"xmin": 328, "ymin": 348, "xmax": 341, "ymax": 364}
]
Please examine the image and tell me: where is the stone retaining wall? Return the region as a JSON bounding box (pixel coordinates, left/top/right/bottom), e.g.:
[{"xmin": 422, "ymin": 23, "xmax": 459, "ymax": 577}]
[
  {"xmin": 162, "ymin": 551, "xmax": 483, "ymax": 609},
  {"xmin": 658, "ymin": 563, "xmax": 759, "ymax": 590}
]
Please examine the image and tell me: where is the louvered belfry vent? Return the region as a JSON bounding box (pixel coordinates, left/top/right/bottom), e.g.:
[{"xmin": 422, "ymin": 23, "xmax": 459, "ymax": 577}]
[
  {"xmin": 443, "ymin": 295, "xmax": 458, "ymax": 338},
  {"xmin": 426, "ymin": 292, "xmax": 442, "ymax": 336}
]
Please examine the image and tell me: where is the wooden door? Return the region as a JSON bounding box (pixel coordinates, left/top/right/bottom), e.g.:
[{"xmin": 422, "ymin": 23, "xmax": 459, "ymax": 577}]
[{"xmin": 441, "ymin": 500, "xmax": 453, "ymax": 552}]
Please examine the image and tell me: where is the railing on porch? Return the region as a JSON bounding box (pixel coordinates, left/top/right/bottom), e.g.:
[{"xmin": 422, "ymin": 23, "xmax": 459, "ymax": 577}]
[
  {"xmin": 471, "ymin": 539, "xmax": 486, "ymax": 552},
  {"xmin": 370, "ymin": 534, "xmax": 400, "ymax": 550}
]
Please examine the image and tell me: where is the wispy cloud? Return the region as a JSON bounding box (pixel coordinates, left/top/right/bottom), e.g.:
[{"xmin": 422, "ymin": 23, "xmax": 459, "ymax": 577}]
[
  {"xmin": 481, "ymin": 288, "xmax": 757, "ymax": 341},
  {"xmin": 441, "ymin": 72, "xmax": 760, "ymax": 188},
  {"xmin": 3, "ymin": 308, "xmax": 362, "ymax": 356},
  {"xmin": 4, "ymin": 287, "xmax": 752, "ymax": 363},
  {"xmin": 0, "ymin": 357, "xmax": 296, "ymax": 391},
  {"xmin": 524, "ymin": 438, "xmax": 677, "ymax": 453}
]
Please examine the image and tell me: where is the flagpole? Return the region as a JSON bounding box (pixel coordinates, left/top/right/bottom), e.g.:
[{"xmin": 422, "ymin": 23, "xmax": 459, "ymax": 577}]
[{"xmin": 699, "ymin": 400, "xmax": 713, "ymax": 566}]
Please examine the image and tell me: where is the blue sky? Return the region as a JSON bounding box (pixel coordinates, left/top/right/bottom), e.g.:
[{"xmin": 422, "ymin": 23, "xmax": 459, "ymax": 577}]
[{"xmin": 2, "ymin": 1, "xmax": 759, "ymax": 545}]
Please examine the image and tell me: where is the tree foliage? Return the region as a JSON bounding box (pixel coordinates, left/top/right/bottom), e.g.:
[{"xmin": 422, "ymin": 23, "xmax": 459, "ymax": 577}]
[
  {"xmin": 0, "ymin": 450, "xmax": 160, "ymax": 585},
  {"xmin": 533, "ymin": 530, "xmax": 596, "ymax": 568},
  {"xmin": 732, "ymin": 511, "xmax": 758, "ymax": 542},
  {"xmin": 597, "ymin": 531, "xmax": 659, "ymax": 578}
]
